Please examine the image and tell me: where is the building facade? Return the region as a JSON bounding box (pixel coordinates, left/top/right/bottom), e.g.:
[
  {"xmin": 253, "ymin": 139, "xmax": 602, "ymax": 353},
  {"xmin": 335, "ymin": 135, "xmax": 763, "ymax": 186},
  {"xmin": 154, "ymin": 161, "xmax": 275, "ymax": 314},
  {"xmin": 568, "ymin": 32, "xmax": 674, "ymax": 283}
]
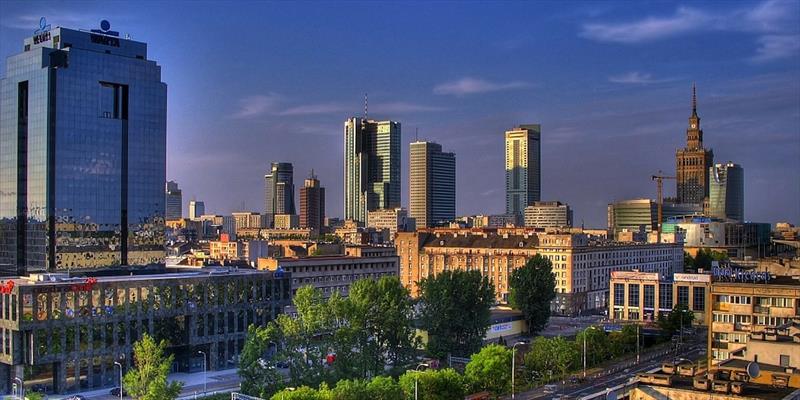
[
  {"xmin": 505, "ymin": 125, "xmax": 541, "ymax": 216},
  {"xmin": 299, "ymin": 173, "xmax": 325, "ymax": 233},
  {"xmin": 189, "ymin": 200, "xmax": 205, "ymax": 220},
  {"xmin": 165, "ymin": 181, "xmax": 182, "ymax": 220},
  {"xmin": 676, "ymin": 85, "xmax": 714, "ymax": 205},
  {"xmin": 367, "ymin": 208, "xmax": 415, "ymax": 240},
  {"xmin": 663, "ymin": 218, "xmax": 771, "ymax": 259},
  {"xmin": 409, "ymin": 141, "xmax": 456, "ymax": 228},
  {"xmin": 0, "ymin": 24, "xmax": 166, "ymax": 275},
  {"xmin": 524, "ymin": 201, "xmax": 573, "ymax": 228},
  {"xmin": 258, "ymin": 246, "xmax": 398, "ymax": 298},
  {"xmin": 0, "ymin": 268, "xmax": 291, "ymax": 394},
  {"xmin": 608, "ymin": 199, "xmax": 657, "ymax": 236},
  {"xmin": 608, "ymin": 271, "xmax": 711, "ymax": 323},
  {"xmin": 231, "ymin": 212, "xmax": 269, "ymax": 236},
  {"xmin": 264, "ymin": 162, "xmax": 296, "ymax": 219},
  {"xmin": 274, "ymin": 214, "xmax": 299, "ymax": 230},
  {"xmin": 396, "ymin": 229, "xmax": 683, "ymax": 315},
  {"xmin": 709, "ymin": 162, "xmax": 744, "ymax": 222},
  {"xmin": 343, "ymin": 118, "xmax": 401, "ymax": 223}
]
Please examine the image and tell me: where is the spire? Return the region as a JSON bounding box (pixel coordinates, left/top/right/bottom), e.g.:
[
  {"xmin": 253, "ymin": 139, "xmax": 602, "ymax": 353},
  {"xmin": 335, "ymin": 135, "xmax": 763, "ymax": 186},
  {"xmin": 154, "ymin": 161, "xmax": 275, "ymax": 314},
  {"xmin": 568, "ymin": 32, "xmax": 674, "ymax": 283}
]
[
  {"xmin": 364, "ymin": 93, "xmax": 368, "ymax": 120},
  {"xmin": 691, "ymin": 82, "xmax": 697, "ymax": 116}
]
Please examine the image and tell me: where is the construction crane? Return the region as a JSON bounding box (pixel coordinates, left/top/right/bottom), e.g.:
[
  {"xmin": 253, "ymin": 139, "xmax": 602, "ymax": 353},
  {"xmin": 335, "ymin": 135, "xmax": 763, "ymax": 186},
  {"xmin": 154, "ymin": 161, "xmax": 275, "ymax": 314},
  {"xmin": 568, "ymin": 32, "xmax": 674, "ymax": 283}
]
[{"xmin": 651, "ymin": 170, "xmax": 676, "ymax": 237}]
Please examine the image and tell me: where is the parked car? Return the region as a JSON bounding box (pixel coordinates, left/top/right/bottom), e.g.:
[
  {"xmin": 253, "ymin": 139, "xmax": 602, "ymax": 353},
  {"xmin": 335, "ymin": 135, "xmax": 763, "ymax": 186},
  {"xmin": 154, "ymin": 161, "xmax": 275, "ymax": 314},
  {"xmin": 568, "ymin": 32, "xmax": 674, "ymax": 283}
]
[{"xmin": 110, "ymin": 387, "xmax": 127, "ymax": 396}]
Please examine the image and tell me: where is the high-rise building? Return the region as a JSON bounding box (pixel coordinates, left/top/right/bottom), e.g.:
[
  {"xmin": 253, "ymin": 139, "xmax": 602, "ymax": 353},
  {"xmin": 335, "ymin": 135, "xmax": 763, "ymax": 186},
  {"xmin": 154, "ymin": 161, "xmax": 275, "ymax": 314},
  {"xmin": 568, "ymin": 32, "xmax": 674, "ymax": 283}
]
[
  {"xmin": 607, "ymin": 199, "xmax": 657, "ymax": 236},
  {"xmin": 676, "ymin": 84, "xmax": 714, "ymax": 205},
  {"xmin": 344, "ymin": 118, "xmax": 401, "ymax": 223},
  {"xmin": 709, "ymin": 162, "xmax": 744, "ymax": 222},
  {"xmin": 505, "ymin": 124, "xmax": 541, "ymax": 216},
  {"xmin": 165, "ymin": 181, "xmax": 182, "ymax": 220},
  {"xmin": 189, "ymin": 200, "xmax": 205, "ymax": 220},
  {"xmin": 0, "ymin": 23, "xmax": 166, "ymax": 274},
  {"xmin": 409, "ymin": 141, "xmax": 456, "ymax": 228},
  {"xmin": 265, "ymin": 162, "xmax": 296, "ymax": 218},
  {"xmin": 299, "ymin": 171, "xmax": 325, "ymax": 232},
  {"xmin": 524, "ymin": 201, "xmax": 573, "ymax": 228}
]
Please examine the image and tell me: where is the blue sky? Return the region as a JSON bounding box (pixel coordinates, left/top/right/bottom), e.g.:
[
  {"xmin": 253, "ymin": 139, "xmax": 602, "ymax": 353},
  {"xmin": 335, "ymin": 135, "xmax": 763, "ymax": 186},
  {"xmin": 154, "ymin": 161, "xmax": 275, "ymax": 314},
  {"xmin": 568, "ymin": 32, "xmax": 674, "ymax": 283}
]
[{"xmin": 2, "ymin": 0, "xmax": 798, "ymax": 226}]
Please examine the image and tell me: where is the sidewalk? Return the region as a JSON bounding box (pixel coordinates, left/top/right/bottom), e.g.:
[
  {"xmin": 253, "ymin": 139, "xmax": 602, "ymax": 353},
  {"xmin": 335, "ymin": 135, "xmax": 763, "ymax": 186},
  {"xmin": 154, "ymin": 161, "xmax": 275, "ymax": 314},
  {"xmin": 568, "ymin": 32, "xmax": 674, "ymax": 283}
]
[{"xmin": 46, "ymin": 368, "xmax": 240, "ymax": 399}]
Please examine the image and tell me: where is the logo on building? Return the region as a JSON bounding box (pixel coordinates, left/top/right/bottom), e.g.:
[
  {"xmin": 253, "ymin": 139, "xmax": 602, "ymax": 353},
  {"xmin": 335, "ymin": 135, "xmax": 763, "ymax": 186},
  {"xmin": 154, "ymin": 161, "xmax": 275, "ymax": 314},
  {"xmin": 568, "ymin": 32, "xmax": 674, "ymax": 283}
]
[
  {"xmin": 711, "ymin": 266, "xmax": 770, "ymax": 283},
  {"xmin": 35, "ymin": 17, "xmax": 51, "ymax": 34}
]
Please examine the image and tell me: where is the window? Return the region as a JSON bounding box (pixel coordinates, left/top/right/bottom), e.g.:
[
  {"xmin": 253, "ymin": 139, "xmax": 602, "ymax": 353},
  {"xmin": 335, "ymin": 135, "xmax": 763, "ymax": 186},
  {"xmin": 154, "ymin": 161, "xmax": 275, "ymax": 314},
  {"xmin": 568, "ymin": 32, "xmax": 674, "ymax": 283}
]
[
  {"xmin": 781, "ymin": 355, "xmax": 790, "ymax": 368},
  {"xmin": 693, "ymin": 287, "xmax": 705, "ymax": 311},
  {"xmin": 678, "ymin": 286, "xmax": 689, "ymax": 306},
  {"xmin": 644, "ymin": 285, "xmax": 655, "ymax": 309},
  {"xmin": 659, "ymin": 284, "xmax": 673, "ymax": 309},
  {"xmin": 614, "ymin": 283, "xmax": 625, "ymax": 306},
  {"xmin": 628, "ymin": 284, "xmax": 639, "ymax": 307}
]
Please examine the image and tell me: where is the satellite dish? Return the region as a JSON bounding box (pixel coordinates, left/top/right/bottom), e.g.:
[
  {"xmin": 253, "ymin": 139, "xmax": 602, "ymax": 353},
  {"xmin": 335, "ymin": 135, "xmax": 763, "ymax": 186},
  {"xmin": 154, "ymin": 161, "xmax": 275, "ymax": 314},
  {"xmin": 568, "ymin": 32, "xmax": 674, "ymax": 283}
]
[{"xmin": 747, "ymin": 362, "xmax": 761, "ymax": 379}]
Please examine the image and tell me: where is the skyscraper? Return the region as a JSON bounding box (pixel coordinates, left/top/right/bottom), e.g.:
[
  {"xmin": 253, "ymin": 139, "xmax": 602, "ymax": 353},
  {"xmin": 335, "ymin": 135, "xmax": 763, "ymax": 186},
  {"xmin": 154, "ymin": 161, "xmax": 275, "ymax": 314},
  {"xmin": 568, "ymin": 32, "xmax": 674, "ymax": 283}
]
[
  {"xmin": 409, "ymin": 141, "xmax": 456, "ymax": 228},
  {"xmin": 505, "ymin": 124, "xmax": 541, "ymax": 216},
  {"xmin": 165, "ymin": 181, "xmax": 182, "ymax": 219},
  {"xmin": 676, "ymin": 84, "xmax": 714, "ymax": 205},
  {"xmin": 0, "ymin": 23, "xmax": 166, "ymax": 275},
  {"xmin": 265, "ymin": 162, "xmax": 296, "ymax": 218},
  {"xmin": 189, "ymin": 200, "xmax": 205, "ymax": 220},
  {"xmin": 709, "ymin": 162, "xmax": 744, "ymax": 222},
  {"xmin": 344, "ymin": 118, "xmax": 401, "ymax": 223},
  {"xmin": 299, "ymin": 171, "xmax": 325, "ymax": 232}
]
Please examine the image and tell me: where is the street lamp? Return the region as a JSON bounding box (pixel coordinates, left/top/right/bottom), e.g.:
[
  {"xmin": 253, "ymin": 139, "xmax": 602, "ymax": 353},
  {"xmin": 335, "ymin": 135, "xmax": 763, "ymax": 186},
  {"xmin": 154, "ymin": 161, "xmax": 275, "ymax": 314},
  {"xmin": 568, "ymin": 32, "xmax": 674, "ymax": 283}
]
[
  {"xmin": 414, "ymin": 363, "xmax": 429, "ymax": 400},
  {"xmin": 511, "ymin": 341, "xmax": 528, "ymax": 399},
  {"xmin": 679, "ymin": 309, "xmax": 691, "ymax": 346},
  {"xmin": 114, "ymin": 361, "xmax": 123, "ymax": 400},
  {"xmin": 582, "ymin": 326, "xmax": 598, "ymax": 379},
  {"xmin": 13, "ymin": 376, "xmax": 23, "ymax": 400},
  {"xmin": 198, "ymin": 351, "xmax": 207, "ymax": 395},
  {"xmin": 636, "ymin": 324, "xmax": 640, "ymax": 364}
]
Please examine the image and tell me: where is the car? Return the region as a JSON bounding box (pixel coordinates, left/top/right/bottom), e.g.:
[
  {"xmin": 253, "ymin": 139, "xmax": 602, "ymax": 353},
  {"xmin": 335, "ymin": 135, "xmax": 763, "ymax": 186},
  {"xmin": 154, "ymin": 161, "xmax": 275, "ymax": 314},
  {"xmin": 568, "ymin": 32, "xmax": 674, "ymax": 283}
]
[
  {"xmin": 66, "ymin": 396, "xmax": 88, "ymax": 400},
  {"xmin": 110, "ymin": 387, "xmax": 127, "ymax": 396}
]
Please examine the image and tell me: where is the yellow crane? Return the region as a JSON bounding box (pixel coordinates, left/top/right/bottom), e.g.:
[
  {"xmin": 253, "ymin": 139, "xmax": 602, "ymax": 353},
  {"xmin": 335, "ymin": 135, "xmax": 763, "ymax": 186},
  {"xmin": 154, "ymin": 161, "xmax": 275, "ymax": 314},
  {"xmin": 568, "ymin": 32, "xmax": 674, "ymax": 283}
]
[{"xmin": 651, "ymin": 170, "xmax": 676, "ymax": 236}]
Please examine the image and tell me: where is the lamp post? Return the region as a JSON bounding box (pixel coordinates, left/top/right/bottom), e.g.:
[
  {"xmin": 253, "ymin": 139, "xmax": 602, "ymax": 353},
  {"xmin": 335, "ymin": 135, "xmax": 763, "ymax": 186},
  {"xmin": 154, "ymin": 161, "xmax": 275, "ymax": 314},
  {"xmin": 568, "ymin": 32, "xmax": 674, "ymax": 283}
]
[
  {"xmin": 13, "ymin": 376, "xmax": 23, "ymax": 400},
  {"xmin": 114, "ymin": 362, "xmax": 123, "ymax": 400},
  {"xmin": 511, "ymin": 341, "xmax": 528, "ymax": 399},
  {"xmin": 414, "ymin": 363, "xmax": 429, "ymax": 400},
  {"xmin": 582, "ymin": 326, "xmax": 598, "ymax": 379},
  {"xmin": 198, "ymin": 350, "xmax": 207, "ymax": 395},
  {"xmin": 636, "ymin": 324, "xmax": 640, "ymax": 364},
  {"xmin": 679, "ymin": 309, "xmax": 690, "ymax": 346}
]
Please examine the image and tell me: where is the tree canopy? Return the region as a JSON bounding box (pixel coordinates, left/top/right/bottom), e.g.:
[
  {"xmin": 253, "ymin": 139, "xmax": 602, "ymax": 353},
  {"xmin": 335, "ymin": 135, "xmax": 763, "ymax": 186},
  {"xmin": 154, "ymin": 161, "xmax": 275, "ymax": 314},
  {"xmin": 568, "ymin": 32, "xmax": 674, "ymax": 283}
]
[
  {"xmin": 418, "ymin": 270, "xmax": 495, "ymax": 358},
  {"xmin": 658, "ymin": 304, "xmax": 695, "ymax": 336},
  {"xmin": 122, "ymin": 333, "xmax": 183, "ymax": 400},
  {"xmin": 509, "ymin": 255, "xmax": 556, "ymax": 334},
  {"xmin": 464, "ymin": 344, "xmax": 512, "ymax": 395}
]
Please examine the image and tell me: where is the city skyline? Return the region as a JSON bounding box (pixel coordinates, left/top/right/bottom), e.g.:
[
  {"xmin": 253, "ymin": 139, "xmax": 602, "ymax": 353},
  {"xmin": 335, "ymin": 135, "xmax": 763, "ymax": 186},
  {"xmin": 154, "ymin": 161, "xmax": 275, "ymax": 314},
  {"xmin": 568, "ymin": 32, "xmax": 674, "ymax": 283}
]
[{"xmin": 1, "ymin": 1, "xmax": 798, "ymax": 226}]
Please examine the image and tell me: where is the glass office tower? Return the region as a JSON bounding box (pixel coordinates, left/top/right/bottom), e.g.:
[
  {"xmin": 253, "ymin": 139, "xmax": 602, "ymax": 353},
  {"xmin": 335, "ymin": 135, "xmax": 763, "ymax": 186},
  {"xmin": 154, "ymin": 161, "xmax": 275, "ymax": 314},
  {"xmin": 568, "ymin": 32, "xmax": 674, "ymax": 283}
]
[{"xmin": 0, "ymin": 24, "xmax": 166, "ymax": 275}]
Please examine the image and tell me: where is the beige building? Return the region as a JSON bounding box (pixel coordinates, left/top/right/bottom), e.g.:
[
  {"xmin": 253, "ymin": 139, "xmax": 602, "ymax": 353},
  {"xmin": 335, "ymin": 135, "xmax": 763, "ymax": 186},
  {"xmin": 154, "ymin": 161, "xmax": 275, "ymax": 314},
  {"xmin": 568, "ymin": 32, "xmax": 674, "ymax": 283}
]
[
  {"xmin": 608, "ymin": 271, "xmax": 711, "ymax": 323},
  {"xmin": 523, "ymin": 201, "xmax": 573, "ymax": 228},
  {"xmin": 505, "ymin": 125, "xmax": 541, "ymax": 216},
  {"xmin": 274, "ymin": 214, "xmax": 300, "ymax": 229},
  {"xmin": 367, "ymin": 207, "xmax": 415, "ymax": 240},
  {"xmin": 231, "ymin": 211, "xmax": 270, "ymax": 235},
  {"xmin": 396, "ymin": 229, "xmax": 683, "ymax": 315},
  {"xmin": 258, "ymin": 246, "xmax": 399, "ymax": 298},
  {"xmin": 208, "ymin": 234, "xmax": 269, "ymax": 264}
]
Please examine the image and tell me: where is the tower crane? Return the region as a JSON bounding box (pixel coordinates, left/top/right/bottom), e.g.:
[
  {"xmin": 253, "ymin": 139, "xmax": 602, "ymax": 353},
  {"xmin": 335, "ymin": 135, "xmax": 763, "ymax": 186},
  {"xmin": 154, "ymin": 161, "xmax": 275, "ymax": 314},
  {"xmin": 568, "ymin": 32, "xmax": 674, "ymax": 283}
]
[{"xmin": 651, "ymin": 171, "xmax": 676, "ymax": 237}]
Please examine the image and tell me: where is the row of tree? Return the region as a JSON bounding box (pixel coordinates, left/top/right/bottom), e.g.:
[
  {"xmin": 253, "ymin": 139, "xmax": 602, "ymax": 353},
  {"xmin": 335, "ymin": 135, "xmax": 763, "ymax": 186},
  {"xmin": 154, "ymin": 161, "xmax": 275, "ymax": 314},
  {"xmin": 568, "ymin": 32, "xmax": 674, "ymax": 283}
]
[{"xmin": 239, "ymin": 255, "xmax": 559, "ymax": 398}]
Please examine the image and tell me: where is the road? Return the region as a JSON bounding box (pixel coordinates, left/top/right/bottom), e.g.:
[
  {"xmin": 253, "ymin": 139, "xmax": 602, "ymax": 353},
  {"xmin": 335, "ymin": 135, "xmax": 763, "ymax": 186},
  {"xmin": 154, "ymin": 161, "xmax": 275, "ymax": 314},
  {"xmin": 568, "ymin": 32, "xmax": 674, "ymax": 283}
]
[{"xmin": 509, "ymin": 341, "xmax": 707, "ymax": 400}]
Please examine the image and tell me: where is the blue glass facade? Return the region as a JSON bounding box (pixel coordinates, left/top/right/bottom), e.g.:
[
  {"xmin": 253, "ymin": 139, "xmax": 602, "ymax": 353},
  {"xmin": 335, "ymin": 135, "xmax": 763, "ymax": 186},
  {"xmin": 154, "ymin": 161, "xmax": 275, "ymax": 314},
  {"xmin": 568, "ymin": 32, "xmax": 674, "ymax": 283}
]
[{"xmin": 0, "ymin": 27, "xmax": 166, "ymax": 274}]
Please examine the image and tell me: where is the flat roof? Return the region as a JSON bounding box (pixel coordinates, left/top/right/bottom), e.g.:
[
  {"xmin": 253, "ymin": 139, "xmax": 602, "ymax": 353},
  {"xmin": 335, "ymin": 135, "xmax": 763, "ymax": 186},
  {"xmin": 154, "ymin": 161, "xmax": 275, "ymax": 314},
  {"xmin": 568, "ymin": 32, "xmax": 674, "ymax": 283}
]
[{"xmin": 9, "ymin": 267, "xmax": 276, "ymax": 287}]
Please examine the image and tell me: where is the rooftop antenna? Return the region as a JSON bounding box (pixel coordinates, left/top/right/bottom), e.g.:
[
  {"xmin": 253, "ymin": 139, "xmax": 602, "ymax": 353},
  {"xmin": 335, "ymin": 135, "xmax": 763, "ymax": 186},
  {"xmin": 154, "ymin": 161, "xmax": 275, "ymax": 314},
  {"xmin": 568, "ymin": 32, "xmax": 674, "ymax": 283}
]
[
  {"xmin": 415, "ymin": 127, "xmax": 419, "ymax": 142},
  {"xmin": 364, "ymin": 93, "xmax": 368, "ymax": 120},
  {"xmin": 691, "ymin": 82, "xmax": 697, "ymax": 115}
]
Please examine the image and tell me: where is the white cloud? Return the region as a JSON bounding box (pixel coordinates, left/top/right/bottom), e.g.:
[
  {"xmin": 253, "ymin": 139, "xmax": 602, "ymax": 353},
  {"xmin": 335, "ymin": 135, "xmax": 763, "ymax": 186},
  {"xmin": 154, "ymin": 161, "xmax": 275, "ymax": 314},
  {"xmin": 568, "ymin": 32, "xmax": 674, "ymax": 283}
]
[
  {"xmin": 232, "ymin": 93, "xmax": 282, "ymax": 118},
  {"xmin": 608, "ymin": 72, "xmax": 678, "ymax": 84},
  {"xmin": 372, "ymin": 102, "xmax": 446, "ymax": 113},
  {"xmin": 751, "ymin": 34, "xmax": 800, "ymax": 63},
  {"xmin": 580, "ymin": 0, "xmax": 800, "ymax": 62},
  {"xmin": 279, "ymin": 103, "xmax": 349, "ymax": 116},
  {"xmin": 433, "ymin": 77, "xmax": 531, "ymax": 96}
]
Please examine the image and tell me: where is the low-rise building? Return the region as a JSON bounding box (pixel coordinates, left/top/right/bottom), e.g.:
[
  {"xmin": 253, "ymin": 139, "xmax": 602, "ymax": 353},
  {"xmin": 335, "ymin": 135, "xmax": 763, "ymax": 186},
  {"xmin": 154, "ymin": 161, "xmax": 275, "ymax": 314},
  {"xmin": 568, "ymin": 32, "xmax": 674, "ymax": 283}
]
[
  {"xmin": 257, "ymin": 246, "xmax": 398, "ymax": 298},
  {"xmin": 0, "ymin": 268, "xmax": 291, "ymax": 394},
  {"xmin": 396, "ymin": 229, "xmax": 683, "ymax": 315},
  {"xmin": 367, "ymin": 208, "xmax": 415, "ymax": 240},
  {"xmin": 274, "ymin": 214, "xmax": 300, "ymax": 230},
  {"xmin": 208, "ymin": 234, "xmax": 269, "ymax": 265},
  {"xmin": 608, "ymin": 271, "xmax": 711, "ymax": 324},
  {"xmin": 523, "ymin": 201, "xmax": 573, "ymax": 228},
  {"xmin": 663, "ymin": 217, "xmax": 771, "ymax": 259}
]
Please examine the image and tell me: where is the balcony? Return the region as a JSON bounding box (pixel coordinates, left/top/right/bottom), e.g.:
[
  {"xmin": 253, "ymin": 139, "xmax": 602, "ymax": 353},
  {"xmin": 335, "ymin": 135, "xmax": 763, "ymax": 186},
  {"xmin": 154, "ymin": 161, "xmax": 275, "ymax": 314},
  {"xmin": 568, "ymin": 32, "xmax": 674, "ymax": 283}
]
[
  {"xmin": 734, "ymin": 323, "xmax": 751, "ymax": 332},
  {"xmin": 753, "ymin": 305, "xmax": 769, "ymax": 314}
]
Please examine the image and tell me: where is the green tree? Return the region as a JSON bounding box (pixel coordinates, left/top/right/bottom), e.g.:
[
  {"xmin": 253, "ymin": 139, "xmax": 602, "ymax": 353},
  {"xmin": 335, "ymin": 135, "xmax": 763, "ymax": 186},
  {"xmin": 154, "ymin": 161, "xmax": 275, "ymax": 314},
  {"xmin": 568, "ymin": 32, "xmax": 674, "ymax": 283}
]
[
  {"xmin": 524, "ymin": 337, "xmax": 577, "ymax": 382},
  {"xmin": 366, "ymin": 376, "xmax": 404, "ymax": 400},
  {"xmin": 686, "ymin": 249, "xmax": 728, "ymax": 271},
  {"xmin": 398, "ymin": 369, "xmax": 465, "ymax": 400},
  {"xmin": 239, "ymin": 324, "xmax": 285, "ymax": 397},
  {"xmin": 464, "ymin": 344, "xmax": 512, "ymax": 395},
  {"xmin": 509, "ymin": 255, "xmax": 557, "ymax": 334},
  {"xmin": 418, "ymin": 270, "xmax": 495, "ymax": 358},
  {"xmin": 657, "ymin": 304, "xmax": 695, "ymax": 336},
  {"xmin": 574, "ymin": 327, "xmax": 610, "ymax": 368},
  {"xmin": 122, "ymin": 333, "xmax": 183, "ymax": 400},
  {"xmin": 269, "ymin": 385, "xmax": 331, "ymax": 400}
]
